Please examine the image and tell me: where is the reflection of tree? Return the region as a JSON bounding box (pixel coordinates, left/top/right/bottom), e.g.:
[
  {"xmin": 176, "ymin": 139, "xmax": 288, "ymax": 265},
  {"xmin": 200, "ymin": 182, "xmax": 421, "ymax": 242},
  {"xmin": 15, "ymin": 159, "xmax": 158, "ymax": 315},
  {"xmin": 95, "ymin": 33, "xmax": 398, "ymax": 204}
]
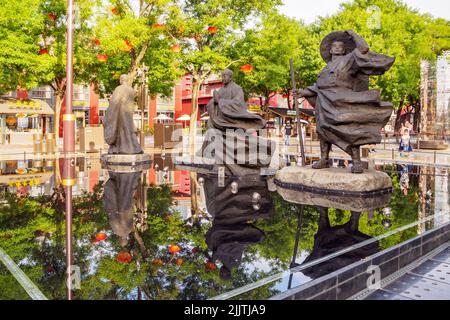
[{"xmin": 0, "ymin": 182, "xmax": 290, "ymax": 300}]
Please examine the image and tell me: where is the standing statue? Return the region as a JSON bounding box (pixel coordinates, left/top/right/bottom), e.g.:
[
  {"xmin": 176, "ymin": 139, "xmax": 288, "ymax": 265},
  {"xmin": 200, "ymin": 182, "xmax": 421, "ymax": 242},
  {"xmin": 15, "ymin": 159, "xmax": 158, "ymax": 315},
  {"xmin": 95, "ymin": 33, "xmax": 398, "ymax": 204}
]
[
  {"xmin": 104, "ymin": 74, "xmax": 143, "ymax": 155},
  {"xmin": 297, "ymin": 30, "xmax": 395, "ymax": 173}
]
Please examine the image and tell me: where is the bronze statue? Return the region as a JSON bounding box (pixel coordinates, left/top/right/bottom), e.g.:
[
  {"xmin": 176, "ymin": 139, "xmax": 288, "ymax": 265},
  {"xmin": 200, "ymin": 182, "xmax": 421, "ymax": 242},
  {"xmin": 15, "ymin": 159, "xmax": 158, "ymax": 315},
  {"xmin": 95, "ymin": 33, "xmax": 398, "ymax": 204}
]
[
  {"xmin": 297, "ymin": 30, "xmax": 395, "ymax": 173},
  {"xmin": 206, "ymin": 69, "xmax": 266, "ymax": 131},
  {"xmin": 104, "ymin": 74, "xmax": 143, "ymax": 155},
  {"xmin": 202, "ymin": 69, "xmax": 274, "ymax": 175}
]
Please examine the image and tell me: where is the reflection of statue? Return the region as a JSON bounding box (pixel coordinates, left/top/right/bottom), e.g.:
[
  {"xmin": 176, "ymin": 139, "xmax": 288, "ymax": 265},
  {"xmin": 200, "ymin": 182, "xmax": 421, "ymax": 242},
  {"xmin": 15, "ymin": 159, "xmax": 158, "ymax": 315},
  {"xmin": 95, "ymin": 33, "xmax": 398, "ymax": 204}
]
[
  {"xmin": 202, "ymin": 173, "xmax": 273, "ymax": 279},
  {"xmin": 104, "ymin": 75, "xmax": 143, "ymax": 155},
  {"xmin": 201, "ymin": 69, "xmax": 274, "ymax": 176},
  {"xmin": 103, "ymin": 171, "xmax": 141, "ymax": 247},
  {"xmin": 297, "ymin": 30, "xmax": 395, "ymax": 174},
  {"xmin": 301, "ymin": 208, "xmax": 380, "ymax": 279}
]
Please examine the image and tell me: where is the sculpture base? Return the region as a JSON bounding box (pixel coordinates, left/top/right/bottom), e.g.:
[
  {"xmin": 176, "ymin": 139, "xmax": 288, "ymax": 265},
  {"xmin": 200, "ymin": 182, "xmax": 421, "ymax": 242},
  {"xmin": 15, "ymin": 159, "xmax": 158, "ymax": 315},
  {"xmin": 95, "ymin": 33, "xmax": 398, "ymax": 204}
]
[
  {"xmin": 275, "ymin": 166, "xmax": 392, "ymax": 197},
  {"xmin": 101, "ymin": 154, "xmax": 152, "ymax": 173}
]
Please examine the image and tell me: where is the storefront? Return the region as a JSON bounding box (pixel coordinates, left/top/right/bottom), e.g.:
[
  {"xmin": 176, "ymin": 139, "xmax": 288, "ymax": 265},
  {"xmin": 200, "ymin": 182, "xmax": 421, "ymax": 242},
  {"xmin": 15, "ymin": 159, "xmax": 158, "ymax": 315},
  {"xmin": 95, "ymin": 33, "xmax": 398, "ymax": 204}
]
[{"xmin": 0, "ymin": 98, "xmax": 54, "ymax": 146}]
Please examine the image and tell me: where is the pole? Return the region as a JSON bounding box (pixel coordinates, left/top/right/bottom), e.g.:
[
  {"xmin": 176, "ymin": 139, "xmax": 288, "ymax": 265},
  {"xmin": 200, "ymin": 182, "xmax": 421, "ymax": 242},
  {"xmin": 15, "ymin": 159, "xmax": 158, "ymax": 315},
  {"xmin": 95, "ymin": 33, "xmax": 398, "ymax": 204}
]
[
  {"xmin": 63, "ymin": 0, "xmax": 75, "ymax": 301},
  {"xmin": 290, "ymin": 58, "xmax": 305, "ymax": 166}
]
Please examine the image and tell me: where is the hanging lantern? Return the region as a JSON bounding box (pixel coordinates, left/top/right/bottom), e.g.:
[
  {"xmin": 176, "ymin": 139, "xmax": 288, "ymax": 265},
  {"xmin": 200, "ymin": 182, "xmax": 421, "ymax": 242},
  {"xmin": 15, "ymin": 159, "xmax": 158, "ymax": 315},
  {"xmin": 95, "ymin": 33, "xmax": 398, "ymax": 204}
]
[
  {"xmin": 47, "ymin": 12, "xmax": 57, "ymax": 21},
  {"xmin": 94, "ymin": 39, "xmax": 101, "ymax": 46},
  {"xmin": 170, "ymin": 43, "xmax": 181, "ymax": 53},
  {"xmin": 111, "ymin": 7, "xmax": 119, "ymax": 15},
  {"xmin": 152, "ymin": 258, "xmax": 164, "ymax": 266},
  {"xmin": 207, "ymin": 26, "xmax": 218, "ymax": 34},
  {"xmin": 152, "ymin": 23, "xmax": 165, "ymax": 30},
  {"xmin": 123, "ymin": 40, "xmax": 133, "ymax": 52},
  {"xmin": 97, "ymin": 54, "xmax": 108, "ymax": 62},
  {"xmin": 116, "ymin": 251, "xmax": 132, "ymax": 263},
  {"xmin": 39, "ymin": 48, "xmax": 49, "ymax": 55},
  {"xmin": 282, "ymin": 93, "xmax": 289, "ymax": 99},
  {"xmin": 95, "ymin": 232, "xmax": 108, "ymax": 241},
  {"xmin": 240, "ymin": 64, "xmax": 253, "ymax": 74}
]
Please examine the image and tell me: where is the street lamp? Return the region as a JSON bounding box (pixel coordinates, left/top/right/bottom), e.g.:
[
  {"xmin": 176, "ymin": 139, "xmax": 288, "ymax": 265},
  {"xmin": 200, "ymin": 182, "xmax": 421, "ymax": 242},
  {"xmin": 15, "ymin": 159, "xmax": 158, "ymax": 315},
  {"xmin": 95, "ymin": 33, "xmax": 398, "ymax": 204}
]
[{"xmin": 137, "ymin": 64, "xmax": 149, "ymax": 148}]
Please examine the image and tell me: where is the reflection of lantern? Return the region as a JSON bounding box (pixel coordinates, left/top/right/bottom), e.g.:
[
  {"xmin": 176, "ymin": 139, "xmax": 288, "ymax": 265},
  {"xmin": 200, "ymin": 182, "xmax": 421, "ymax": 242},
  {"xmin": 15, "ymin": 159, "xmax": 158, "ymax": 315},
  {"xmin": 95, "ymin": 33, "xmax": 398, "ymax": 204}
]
[
  {"xmin": 205, "ymin": 261, "xmax": 217, "ymax": 270},
  {"xmin": 6, "ymin": 115, "xmax": 17, "ymax": 127},
  {"xmin": 240, "ymin": 64, "xmax": 253, "ymax": 73},
  {"xmin": 168, "ymin": 244, "xmax": 181, "ymax": 254},
  {"xmin": 175, "ymin": 258, "xmax": 184, "ymax": 266},
  {"xmin": 116, "ymin": 251, "xmax": 132, "ymax": 263},
  {"xmin": 207, "ymin": 26, "xmax": 218, "ymax": 34},
  {"xmin": 170, "ymin": 43, "xmax": 181, "ymax": 53},
  {"xmin": 95, "ymin": 233, "xmax": 108, "ymax": 241},
  {"xmin": 97, "ymin": 54, "xmax": 108, "ymax": 62}
]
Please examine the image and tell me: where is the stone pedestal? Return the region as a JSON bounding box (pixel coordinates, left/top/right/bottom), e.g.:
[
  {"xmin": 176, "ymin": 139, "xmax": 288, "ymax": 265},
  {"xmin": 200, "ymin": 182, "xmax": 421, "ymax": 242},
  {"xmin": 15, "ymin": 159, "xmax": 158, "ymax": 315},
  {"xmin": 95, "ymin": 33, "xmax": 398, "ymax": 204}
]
[
  {"xmin": 101, "ymin": 153, "xmax": 151, "ymax": 173},
  {"xmin": 275, "ymin": 166, "xmax": 392, "ymax": 196},
  {"xmin": 275, "ymin": 166, "xmax": 393, "ymax": 211}
]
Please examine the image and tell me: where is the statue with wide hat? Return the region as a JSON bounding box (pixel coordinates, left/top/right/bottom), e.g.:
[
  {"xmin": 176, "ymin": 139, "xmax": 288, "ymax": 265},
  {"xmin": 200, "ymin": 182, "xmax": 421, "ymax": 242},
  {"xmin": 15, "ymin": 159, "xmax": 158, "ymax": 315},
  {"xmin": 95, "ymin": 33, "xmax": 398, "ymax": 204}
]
[{"xmin": 296, "ymin": 30, "xmax": 395, "ymax": 174}]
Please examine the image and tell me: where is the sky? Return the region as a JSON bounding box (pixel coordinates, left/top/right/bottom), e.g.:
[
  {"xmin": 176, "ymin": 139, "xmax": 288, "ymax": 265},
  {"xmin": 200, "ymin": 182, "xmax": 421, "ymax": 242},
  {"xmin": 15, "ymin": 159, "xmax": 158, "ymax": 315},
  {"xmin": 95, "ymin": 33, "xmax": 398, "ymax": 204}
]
[{"xmin": 279, "ymin": 0, "xmax": 450, "ymax": 24}]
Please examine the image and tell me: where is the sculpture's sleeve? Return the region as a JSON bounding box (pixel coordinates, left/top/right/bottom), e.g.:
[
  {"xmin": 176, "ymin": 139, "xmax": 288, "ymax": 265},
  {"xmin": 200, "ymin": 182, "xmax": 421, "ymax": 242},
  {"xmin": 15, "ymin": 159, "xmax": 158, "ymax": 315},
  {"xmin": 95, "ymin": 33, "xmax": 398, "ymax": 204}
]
[
  {"xmin": 352, "ymin": 50, "xmax": 395, "ymax": 76},
  {"xmin": 104, "ymin": 94, "xmax": 119, "ymax": 145}
]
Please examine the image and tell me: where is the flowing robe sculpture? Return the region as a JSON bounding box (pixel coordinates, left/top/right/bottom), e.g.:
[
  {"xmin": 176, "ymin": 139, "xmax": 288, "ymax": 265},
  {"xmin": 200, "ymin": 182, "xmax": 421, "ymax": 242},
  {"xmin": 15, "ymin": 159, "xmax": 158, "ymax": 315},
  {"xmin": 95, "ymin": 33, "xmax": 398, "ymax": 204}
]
[
  {"xmin": 300, "ymin": 30, "xmax": 395, "ymax": 173},
  {"xmin": 202, "ymin": 69, "xmax": 274, "ymax": 175},
  {"xmin": 104, "ymin": 75, "xmax": 143, "ymax": 155}
]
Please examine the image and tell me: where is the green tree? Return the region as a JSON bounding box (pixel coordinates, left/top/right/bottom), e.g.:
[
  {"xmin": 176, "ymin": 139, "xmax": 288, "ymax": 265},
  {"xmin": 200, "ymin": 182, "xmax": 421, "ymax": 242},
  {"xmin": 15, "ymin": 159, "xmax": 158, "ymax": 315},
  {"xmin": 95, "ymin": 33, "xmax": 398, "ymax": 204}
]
[
  {"xmin": 316, "ymin": 0, "xmax": 450, "ymax": 129},
  {"xmin": 162, "ymin": 0, "xmax": 281, "ymax": 154},
  {"xmin": 231, "ymin": 14, "xmax": 322, "ymax": 110}
]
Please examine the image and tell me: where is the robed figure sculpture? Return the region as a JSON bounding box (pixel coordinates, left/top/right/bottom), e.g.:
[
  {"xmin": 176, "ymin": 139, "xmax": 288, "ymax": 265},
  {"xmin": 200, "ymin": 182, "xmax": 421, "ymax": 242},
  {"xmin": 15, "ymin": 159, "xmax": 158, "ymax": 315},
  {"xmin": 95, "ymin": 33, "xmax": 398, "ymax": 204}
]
[
  {"xmin": 297, "ymin": 30, "xmax": 395, "ymax": 173},
  {"xmin": 104, "ymin": 74, "xmax": 143, "ymax": 155}
]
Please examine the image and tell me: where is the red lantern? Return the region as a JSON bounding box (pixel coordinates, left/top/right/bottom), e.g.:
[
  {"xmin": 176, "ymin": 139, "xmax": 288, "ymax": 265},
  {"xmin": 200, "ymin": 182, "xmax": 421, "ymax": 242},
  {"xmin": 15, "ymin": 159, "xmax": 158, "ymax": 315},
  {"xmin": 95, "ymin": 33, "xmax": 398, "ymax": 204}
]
[
  {"xmin": 205, "ymin": 261, "xmax": 217, "ymax": 270},
  {"xmin": 152, "ymin": 23, "xmax": 165, "ymax": 30},
  {"xmin": 47, "ymin": 12, "xmax": 57, "ymax": 21},
  {"xmin": 168, "ymin": 244, "xmax": 181, "ymax": 254},
  {"xmin": 123, "ymin": 40, "xmax": 133, "ymax": 52},
  {"xmin": 240, "ymin": 64, "xmax": 253, "ymax": 74},
  {"xmin": 97, "ymin": 54, "xmax": 108, "ymax": 62},
  {"xmin": 94, "ymin": 39, "xmax": 101, "ymax": 46},
  {"xmin": 116, "ymin": 251, "xmax": 132, "ymax": 264},
  {"xmin": 282, "ymin": 94, "xmax": 289, "ymax": 99},
  {"xmin": 171, "ymin": 43, "xmax": 181, "ymax": 53},
  {"xmin": 207, "ymin": 26, "xmax": 218, "ymax": 34},
  {"xmin": 111, "ymin": 7, "xmax": 119, "ymax": 15},
  {"xmin": 95, "ymin": 232, "xmax": 108, "ymax": 241},
  {"xmin": 39, "ymin": 48, "xmax": 48, "ymax": 55}
]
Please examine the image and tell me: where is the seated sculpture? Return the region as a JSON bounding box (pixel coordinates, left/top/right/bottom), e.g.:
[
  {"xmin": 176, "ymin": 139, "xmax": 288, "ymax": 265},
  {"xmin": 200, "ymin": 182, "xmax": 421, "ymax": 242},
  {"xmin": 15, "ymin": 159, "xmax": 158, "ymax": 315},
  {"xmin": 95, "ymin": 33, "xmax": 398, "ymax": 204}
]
[
  {"xmin": 297, "ymin": 30, "xmax": 395, "ymax": 174},
  {"xmin": 202, "ymin": 69, "xmax": 274, "ymax": 175},
  {"xmin": 104, "ymin": 74, "xmax": 143, "ymax": 155}
]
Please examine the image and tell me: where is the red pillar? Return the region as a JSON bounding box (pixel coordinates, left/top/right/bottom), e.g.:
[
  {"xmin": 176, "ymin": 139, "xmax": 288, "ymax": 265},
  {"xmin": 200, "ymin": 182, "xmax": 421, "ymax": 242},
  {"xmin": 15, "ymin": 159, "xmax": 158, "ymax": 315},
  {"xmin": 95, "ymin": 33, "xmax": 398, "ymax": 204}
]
[
  {"xmin": 89, "ymin": 84, "xmax": 99, "ymax": 125},
  {"xmin": 174, "ymin": 82, "xmax": 183, "ymax": 119},
  {"xmin": 148, "ymin": 96, "xmax": 157, "ymax": 129}
]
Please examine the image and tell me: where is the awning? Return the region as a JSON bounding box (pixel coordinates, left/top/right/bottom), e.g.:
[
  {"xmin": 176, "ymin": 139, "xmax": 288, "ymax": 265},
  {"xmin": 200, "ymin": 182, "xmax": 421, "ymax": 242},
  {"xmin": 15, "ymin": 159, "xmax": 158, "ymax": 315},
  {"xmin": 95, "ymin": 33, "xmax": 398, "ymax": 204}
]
[
  {"xmin": 0, "ymin": 98, "xmax": 54, "ymax": 115},
  {"xmin": 0, "ymin": 172, "xmax": 54, "ymax": 185}
]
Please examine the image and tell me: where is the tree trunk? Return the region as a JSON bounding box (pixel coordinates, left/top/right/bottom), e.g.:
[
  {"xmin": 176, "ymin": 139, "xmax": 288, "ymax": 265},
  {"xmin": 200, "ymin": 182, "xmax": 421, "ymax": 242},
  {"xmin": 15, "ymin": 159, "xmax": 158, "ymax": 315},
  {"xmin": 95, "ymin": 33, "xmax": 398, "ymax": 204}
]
[
  {"xmin": 189, "ymin": 77, "xmax": 201, "ymax": 156},
  {"xmin": 53, "ymin": 94, "xmax": 64, "ymax": 143}
]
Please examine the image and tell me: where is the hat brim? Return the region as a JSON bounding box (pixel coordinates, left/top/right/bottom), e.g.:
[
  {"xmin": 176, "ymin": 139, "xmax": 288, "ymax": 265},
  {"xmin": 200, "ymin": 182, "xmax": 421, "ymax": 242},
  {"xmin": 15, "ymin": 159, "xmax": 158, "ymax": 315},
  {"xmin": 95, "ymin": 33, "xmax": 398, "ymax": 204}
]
[{"xmin": 320, "ymin": 31, "xmax": 357, "ymax": 63}]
